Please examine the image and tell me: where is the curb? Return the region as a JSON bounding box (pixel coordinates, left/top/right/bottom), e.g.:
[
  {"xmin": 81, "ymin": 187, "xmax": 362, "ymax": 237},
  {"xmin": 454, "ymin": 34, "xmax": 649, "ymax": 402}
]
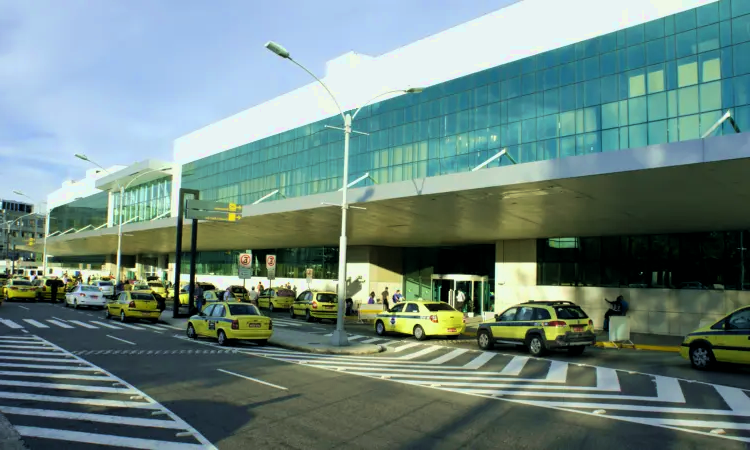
[
  {"xmin": 0, "ymin": 412, "xmax": 28, "ymax": 450},
  {"xmin": 594, "ymin": 342, "xmax": 680, "ymax": 352},
  {"xmin": 269, "ymin": 339, "xmax": 385, "ymax": 355}
]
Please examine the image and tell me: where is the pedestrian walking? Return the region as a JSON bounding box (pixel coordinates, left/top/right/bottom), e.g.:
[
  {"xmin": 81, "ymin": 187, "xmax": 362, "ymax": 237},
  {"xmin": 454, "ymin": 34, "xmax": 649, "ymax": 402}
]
[
  {"xmin": 194, "ymin": 283, "xmax": 205, "ymax": 314},
  {"xmin": 50, "ymin": 279, "xmax": 59, "ymax": 303},
  {"xmin": 381, "ymin": 287, "xmax": 390, "ymax": 312}
]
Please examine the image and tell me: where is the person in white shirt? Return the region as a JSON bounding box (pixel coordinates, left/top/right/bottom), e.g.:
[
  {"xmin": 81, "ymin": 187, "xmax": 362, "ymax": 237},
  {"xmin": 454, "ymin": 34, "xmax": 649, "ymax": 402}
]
[{"xmin": 248, "ymin": 287, "xmax": 259, "ymax": 305}]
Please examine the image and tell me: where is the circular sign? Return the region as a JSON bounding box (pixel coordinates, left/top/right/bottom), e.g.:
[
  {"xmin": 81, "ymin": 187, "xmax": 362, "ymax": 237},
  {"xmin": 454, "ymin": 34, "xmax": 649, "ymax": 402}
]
[
  {"xmin": 239, "ymin": 253, "xmax": 252, "ymax": 268},
  {"xmin": 266, "ymin": 255, "xmax": 276, "ymax": 268},
  {"xmin": 390, "ymin": 316, "xmax": 396, "ymax": 325}
]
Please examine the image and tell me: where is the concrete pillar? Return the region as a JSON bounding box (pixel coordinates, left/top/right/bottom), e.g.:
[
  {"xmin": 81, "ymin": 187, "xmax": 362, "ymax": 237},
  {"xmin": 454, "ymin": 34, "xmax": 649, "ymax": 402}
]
[{"xmin": 494, "ymin": 239, "xmax": 537, "ymax": 312}]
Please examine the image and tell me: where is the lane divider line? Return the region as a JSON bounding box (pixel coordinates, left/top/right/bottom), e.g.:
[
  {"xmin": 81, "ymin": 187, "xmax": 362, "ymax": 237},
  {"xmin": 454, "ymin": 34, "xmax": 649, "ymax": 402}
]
[
  {"xmin": 217, "ymin": 368, "xmax": 287, "ymax": 390},
  {"xmin": 106, "ymin": 335, "xmax": 136, "ymax": 346}
]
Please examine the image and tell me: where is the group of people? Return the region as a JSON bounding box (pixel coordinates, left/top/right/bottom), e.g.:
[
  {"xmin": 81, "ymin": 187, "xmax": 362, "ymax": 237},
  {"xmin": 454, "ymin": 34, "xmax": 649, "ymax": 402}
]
[{"xmin": 366, "ymin": 287, "xmax": 403, "ymax": 312}]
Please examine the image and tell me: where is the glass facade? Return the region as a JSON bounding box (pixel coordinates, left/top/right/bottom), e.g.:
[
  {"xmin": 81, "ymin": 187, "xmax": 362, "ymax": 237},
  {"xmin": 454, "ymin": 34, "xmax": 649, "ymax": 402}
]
[
  {"xmin": 537, "ymin": 230, "xmax": 750, "ymax": 289},
  {"xmin": 49, "ymin": 192, "xmax": 108, "ymax": 235},
  {"xmin": 403, "ymin": 245, "xmax": 495, "ymax": 300},
  {"xmin": 112, "ymin": 177, "xmax": 172, "ymax": 225},
  {"xmin": 179, "ymin": 247, "xmax": 339, "ymax": 279},
  {"xmin": 182, "ymin": 0, "xmax": 750, "ymax": 206}
]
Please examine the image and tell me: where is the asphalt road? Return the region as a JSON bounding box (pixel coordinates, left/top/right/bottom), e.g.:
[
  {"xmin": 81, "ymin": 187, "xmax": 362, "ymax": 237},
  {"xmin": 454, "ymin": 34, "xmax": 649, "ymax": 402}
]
[{"xmin": 0, "ymin": 300, "xmax": 747, "ymax": 449}]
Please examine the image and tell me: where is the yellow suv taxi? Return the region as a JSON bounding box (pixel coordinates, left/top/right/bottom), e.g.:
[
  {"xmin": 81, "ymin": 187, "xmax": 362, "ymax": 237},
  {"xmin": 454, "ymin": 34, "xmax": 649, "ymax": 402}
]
[
  {"xmin": 374, "ymin": 301, "xmax": 466, "ymax": 340},
  {"xmin": 187, "ymin": 301, "xmax": 272, "ymax": 346},
  {"xmin": 680, "ymin": 306, "xmax": 750, "ymax": 370},
  {"xmin": 477, "ymin": 301, "xmax": 596, "ymax": 356},
  {"xmin": 290, "ymin": 290, "xmax": 338, "ymax": 322},
  {"xmin": 259, "ymin": 287, "xmax": 295, "ymax": 312}
]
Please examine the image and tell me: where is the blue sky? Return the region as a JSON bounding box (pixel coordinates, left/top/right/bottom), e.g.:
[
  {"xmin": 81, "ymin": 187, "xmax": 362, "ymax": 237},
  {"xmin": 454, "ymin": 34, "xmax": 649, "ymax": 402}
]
[{"xmin": 0, "ymin": 0, "xmax": 513, "ymax": 208}]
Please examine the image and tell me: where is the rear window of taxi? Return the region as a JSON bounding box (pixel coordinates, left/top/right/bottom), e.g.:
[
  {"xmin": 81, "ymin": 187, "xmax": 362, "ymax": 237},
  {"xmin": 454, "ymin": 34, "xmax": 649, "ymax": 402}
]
[
  {"xmin": 11, "ymin": 280, "xmax": 31, "ymax": 286},
  {"xmin": 132, "ymin": 293, "xmax": 155, "ymax": 300},
  {"xmin": 276, "ymin": 289, "xmax": 295, "ymax": 297},
  {"xmin": 229, "ymin": 304, "xmax": 260, "ymax": 316},
  {"xmin": 316, "ymin": 293, "xmax": 337, "ymax": 303},
  {"xmin": 231, "ymin": 286, "xmax": 248, "ymax": 294},
  {"xmin": 424, "ymin": 303, "xmax": 457, "ymax": 312},
  {"xmin": 554, "ymin": 306, "xmax": 588, "ymax": 319}
]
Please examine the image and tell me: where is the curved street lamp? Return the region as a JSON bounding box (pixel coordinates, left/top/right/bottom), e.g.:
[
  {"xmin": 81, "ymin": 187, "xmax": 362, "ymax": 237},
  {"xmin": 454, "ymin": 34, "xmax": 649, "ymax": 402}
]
[{"xmin": 266, "ymin": 40, "xmax": 424, "ymax": 346}]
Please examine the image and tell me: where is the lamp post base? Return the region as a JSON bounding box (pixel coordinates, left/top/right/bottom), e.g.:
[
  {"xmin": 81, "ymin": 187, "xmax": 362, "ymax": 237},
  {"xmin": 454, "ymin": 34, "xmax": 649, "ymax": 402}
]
[{"xmin": 330, "ymin": 329, "xmax": 350, "ymax": 347}]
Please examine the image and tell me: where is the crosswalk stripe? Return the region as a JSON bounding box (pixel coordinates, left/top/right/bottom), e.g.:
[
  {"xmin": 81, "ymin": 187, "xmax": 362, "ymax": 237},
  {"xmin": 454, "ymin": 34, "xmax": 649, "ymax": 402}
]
[
  {"xmin": 426, "ymin": 348, "xmax": 469, "ymax": 365},
  {"xmin": 22, "ymin": 319, "xmax": 49, "ymax": 328},
  {"xmin": 0, "ymin": 362, "xmax": 100, "ymax": 372},
  {"xmin": 0, "ymin": 371, "xmax": 110, "ymax": 381},
  {"xmin": 46, "ymin": 320, "xmax": 73, "ymax": 329},
  {"xmin": 154, "ymin": 323, "xmax": 182, "ymax": 330},
  {"xmin": 0, "ymin": 340, "xmax": 47, "ymax": 345},
  {"xmin": 272, "ymin": 319, "xmax": 302, "ymax": 327},
  {"xmin": 0, "ymin": 356, "xmax": 80, "ymax": 364},
  {"xmin": 397, "ymin": 345, "xmax": 442, "ymax": 360},
  {"xmin": 0, "ymin": 379, "xmax": 135, "ymax": 394},
  {"xmin": 0, "ymin": 319, "xmax": 23, "ymax": 329},
  {"xmin": 391, "ymin": 342, "xmax": 421, "ymax": 352},
  {"xmin": 0, "ymin": 406, "xmax": 184, "ymax": 429},
  {"xmin": 0, "ymin": 391, "xmax": 158, "ymax": 409},
  {"xmin": 360, "ymin": 337, "xmax": 383, "ymax": 344},
  {"xmin": 113, "ymin": 322, "xmax": 147, "ymax": 330},
  {"xmin": 0, "ymin": 350, "xmax": 63, "ymax": 356},
  {"xmin": 347, "ymin": 335, "xmax": 365, "ymax": 340},
  {"xmin": 0, "ymin": 345, "xmax": 53, "ymax": 350},
  {"xmin": 499, "ymin": 356, "xmax": 529, "ymax": 375},
  {"xmin": 67, "ymin": 320, "xmax": 98, "ymax": 329},
  {"xmin": 89, "ymin": 321, "xmax": 123, "ymax": 329},
  {"xmin": 14, "ymin": 426, "xmax": 207, "ymax": 450},
  {"xmin": 0, "ymin": 336, "xmax": 38, "ymax": 340},
  {"xmin": 140, "ymin": 324, "xmax": 164, "ymax": 331}
]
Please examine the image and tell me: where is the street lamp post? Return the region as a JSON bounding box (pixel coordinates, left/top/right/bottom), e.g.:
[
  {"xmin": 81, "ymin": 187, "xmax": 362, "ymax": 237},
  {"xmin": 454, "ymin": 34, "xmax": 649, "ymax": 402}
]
[
  {"xmin": 75, "ymin": 154, "xmax": 171, "ymax": 281},
  {"xmin": 12, "ymin": 190, "xmax": 49, "ymax": 276},
  {"xmin": 265, "ymin": 40, "xmax": 423, "ymax": 346}
]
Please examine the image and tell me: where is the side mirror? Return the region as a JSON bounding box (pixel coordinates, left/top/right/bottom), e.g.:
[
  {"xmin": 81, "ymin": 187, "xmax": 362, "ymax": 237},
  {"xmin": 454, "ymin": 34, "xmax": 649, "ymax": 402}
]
[{"xmin": 494, "ymin": 314, "xmax": 501, "ymax": 322}]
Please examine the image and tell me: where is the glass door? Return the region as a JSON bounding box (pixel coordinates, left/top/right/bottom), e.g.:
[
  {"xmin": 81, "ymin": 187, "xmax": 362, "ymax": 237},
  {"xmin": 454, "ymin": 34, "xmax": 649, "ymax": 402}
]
[{"xmin": 431, "ymin": 274, "xmax": 489, "ymax": 316}]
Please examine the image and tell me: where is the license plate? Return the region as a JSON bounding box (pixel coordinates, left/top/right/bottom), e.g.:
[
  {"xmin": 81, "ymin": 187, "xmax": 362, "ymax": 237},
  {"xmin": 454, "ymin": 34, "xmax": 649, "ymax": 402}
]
[
  {"xmin": 572, "ymin": 326, "xmax": 584, "ymax": 331},
  {"xmin": 19, "ymin": 289, "xmax": 27, "ymax": 292},
  {"xmin": 248, "ymin": 323, "xmax": 261, "ymax": 328},
  {"xmin": 91, "ymin": 296, "xmax": 99, "ymax": 299},
  {"xmin": 324, "ymin": 306, "xmax": 333, "ymax": 309},
  {"xmin": 447, "ymin": 328, "xmax": 456, "ymax": 332}
]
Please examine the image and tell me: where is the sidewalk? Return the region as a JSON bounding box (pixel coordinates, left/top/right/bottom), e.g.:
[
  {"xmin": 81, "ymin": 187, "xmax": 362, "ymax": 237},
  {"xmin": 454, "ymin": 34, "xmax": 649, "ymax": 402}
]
[{"xmin": 159, "ymin": 313, "xmax": 383, "ymax": 355}]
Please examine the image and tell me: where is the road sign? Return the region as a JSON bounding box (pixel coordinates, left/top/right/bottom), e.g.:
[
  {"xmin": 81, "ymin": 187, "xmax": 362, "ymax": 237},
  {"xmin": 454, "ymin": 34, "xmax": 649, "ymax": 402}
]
[
  {"xmin": 239, "ymin": 253, "xmax": 252, "ymax": 268},
  {"xmin": 185, "ymin": 200, "xmax": 243, "ymax": 221},
  {"xmin": 266, "ymin": 254, "xmax": 276, "ymax": 280},
  {"xmin": 238, "ymin": 266, "xmax": 252, "ymax": 279},
  {"xmin": 306, "ymin": 268, "xmax": 313, "ymax": 284}
]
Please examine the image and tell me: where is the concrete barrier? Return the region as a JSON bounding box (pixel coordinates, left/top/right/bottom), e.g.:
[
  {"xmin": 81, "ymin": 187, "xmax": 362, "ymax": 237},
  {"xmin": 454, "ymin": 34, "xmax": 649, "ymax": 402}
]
[{"xmin": 356, "ymin": 303, "xmax": 384, "ymax": 323}]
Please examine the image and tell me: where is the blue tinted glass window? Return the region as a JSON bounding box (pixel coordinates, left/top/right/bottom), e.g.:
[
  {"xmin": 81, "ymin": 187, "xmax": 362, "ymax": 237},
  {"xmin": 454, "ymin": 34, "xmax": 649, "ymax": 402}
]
[
  {"xmin": 676, "ymin": 30, "xmax": 697, "ymax": 58},
  {"xmin": 665, "ymin": 15, "xmax": 675, "ymax": 35},
  {"xmin": 584, "ymin": 106, "xmax": 600, "ymax": 133},
  {"xmin": 678, "ymin": 85, "xmax": 700, "ymax": 115},
  {"xmin": 508, "ymin": 98, "xmax": 522, "ymax": 123},
  {"xmin": 721, "ymin": 21, "xmax": 732, "ymax": 47},
  {"xmin": 629, "ymin": 124, "xmax": 648, "ymax": 148},
  {"xmin": 627, "ymin": 44, "xmax": 646, "ymax": 69},
  {"xmin": 521, "ymin": 143, "xmax": 537, "ymax": 163},
  {"xmin": 538, "ymin": 139, "xmax": 558, "ymax": 160},
  {"xmin": 601, "ymin": 51, "xmax": 618, "ymax": 75},
  {"xmin": 559, "ymin": 45, "xmax": 576, "ymax": 64},
  {"xmin": 626, "ymin": 25, "xmax": 645, "ymax": 46},
  {"xmin": 602, "ymin": 128, "xmax": 619, "ymax": 151},
  {"xmin": 560, "ymin": 62, "xmax": 576, "ymax": 85},
  {"xmin": 474, "ymin": 86, "xmax": 488, "ymax": 106},
  {"xmin": 733, "ymin": 0, "xmax": 750, "ymax": 17},
  {"xmin": 522, "ymin": 73, "xmax": 536, "ymax": 95},
  {"xmin": 700, "ymin": 50, "xmax": 722, "ymax": 82},
  {"xmin": 520, "ymin": 94, "xmax": 536, "ymax": 119},
  {"xmin": 700, "ymin": 81, "xmax": 722, "ymax": 111},
  {"xmin": 601, "ymin": 75, "xmax": 619, "ymax": 103},
  {"xmin": 648, "ymin": 120, "xmax": 668, "ymax": 145},
  {"xmin": 543, "ymin": 88, "xmax": 560, "ymax": 115},
  {"xmin": 584, "ymin": 79, "xmax": 600, "ymax": 106},
  {"xmin": 560, "ymin": 111, "xmax": 576, "ymax": 136},
  {"xmin": 697, "ymin": 2, "xmax": 719, "ymax": 27},
  {"xmin": 648, "ymin": 63, "xmax": 666, "ymax": 93},
  {"xmin": 720, "ymin": 0, "xmax": 731, "ymax": 21},
  {"xmin": 506, "ymin": 78, "xmax": 520, "ymax": 99},
  {"xmin": 675, "ymin": 9, "xmax": 697, "ymax": 32},
  {"xmin": 538, "ymin": 114, "xmax": 558, "ymax": 140},
  {"xmin": 521, "ymin": 119, "xmax": 536, "ymax": 143},
  {"xmin": 521, "ymin": 57, "xmax": 536, "ymax": 74},
  {"xmin": 644, "ymin": 18, "xmax": 665, "ymax": 41},
  {"xmin": 679, "ymin": 115, "xmax": 700, "ymax": 140},
  {"xmin": 629, "ymin": 96, "xmax": 648, "ymax": 124},
  {"xmin": 583, "ymin": 132, "xmax": 601, "ymax": 153},
  {"xmin": 735, "ymin": 74, "xmax": 750, "ymax": 106},
  {"xmin": 488, "ymin": 82, "xmax": 501, "ymax": 102},
  {"xmin": 560, "ymin": 85, "xmax": 576, "ymax": 111},
  {"xmin": 646, "ymin": 38, "xmax": 666, "ymax": 64},
  {"xmin": 583, "ymin": 56, "xmax": 600, "ymax": 79},
  {"xmin": 600, "ymin": 32, "xmax": 617, "ymax": 53},
  {"xmin": 697, "ymin": 24, "xmax": 720, "ymax": 52},
  {"xmin": 602, "ymin": 102, "xmax": 619, "ymax": 129},
  {"xmin": 648, "ymin": 92, "xmax": 667, "ymax": 121},
  {"xmin": 543, "ymin": 68, "xmax": 559, "ymax": 89},
  {"xmin": 734, "ymin": 42, "xmax": 750, "ymax": 75},
  {"xmin": 733, "ymin": 14, "xmax": 750, "ymax": 44},
  {"xmin": 665, "ymin": 35, "xmax": 676, "ymax": 60},
  {"xmin": 560, "ymin": 136, "xmax": 575, "ymax": 157}
]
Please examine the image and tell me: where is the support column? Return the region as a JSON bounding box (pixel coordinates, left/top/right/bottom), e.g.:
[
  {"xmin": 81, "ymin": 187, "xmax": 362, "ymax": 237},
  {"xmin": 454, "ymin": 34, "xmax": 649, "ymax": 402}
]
[{"xmin": 494, "ymin": 240, "xmax": 538, "ymax": 313}]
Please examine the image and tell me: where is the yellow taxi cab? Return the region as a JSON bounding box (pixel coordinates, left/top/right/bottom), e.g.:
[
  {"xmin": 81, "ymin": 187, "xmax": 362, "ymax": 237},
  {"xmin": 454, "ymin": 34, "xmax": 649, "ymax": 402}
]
[
  {"xmin": 226, "ymin": 285, "xmax": 250, "ymax": 302},
  {"xmin": 32, "ymin": 277, "xmax": 65, "ymax": 302},
  {"xmin": 146, "ymin": 281, "xmax": 167, "ymax": 298},
  {"xmin": 375, "ymin": 301, "xmax": 466, "ymax": 341},
  {"xmin": 177, "ymin": 282, "xmax": 217, "ymax": 305},
  {"xmin": 259, "ymin": 287, "xmax": 295, "ymax": 312},
  {"xmin": 289, "ymin": 290, "xmax": 338, "ymax": 322},
  {"xmin": 186, "ymin": 301, "xmax": 272, "ymax": 346},
  {"xmin": 104, "ymin": 291, "xmax": 161, "ymax": 323},
  {"xmin": 167, "ymin": 281, "xmax": 188, "ymax": 300},
  {"xmin": 3, "ymin": 279, "xmax": 37, "ymax": 302},
  {"xmin": 476, "ymin": 301, "xmax": 596, "ymax": 356},
  {"xmin": 680, "ymin": 306, "xmax": 750, "ymax": 369}
]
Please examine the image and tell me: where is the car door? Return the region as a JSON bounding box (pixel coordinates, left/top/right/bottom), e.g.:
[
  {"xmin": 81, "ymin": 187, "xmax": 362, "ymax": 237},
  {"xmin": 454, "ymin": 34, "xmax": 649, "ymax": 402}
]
[
  {"xmin": 211, "ymin": 304, "xmax": 228, "ymax": 337},
  {"xmin": 489, "ymin": 307, "xmax": 519, "ymax": 343},
  {"xmin": 399, "ymin": 303, "xmax": 421, "ymax": 334},
  {"xmin": 384, "ymin": 303, "xmax": 406, "ymax": 332},
  {"xmin": 258, "ymin": 289, "xmax": 270, "ymax": 308},
  {"xmin": 294, "ymin": 291, "xmax": 310, "ymax": 315},
  {"xmin": 194, "ymin": 304, "xmax": 215, "ymax": 336},
  {"xmin": 717, "ymin": 308, "xmax": 750, "ymax": 364}
]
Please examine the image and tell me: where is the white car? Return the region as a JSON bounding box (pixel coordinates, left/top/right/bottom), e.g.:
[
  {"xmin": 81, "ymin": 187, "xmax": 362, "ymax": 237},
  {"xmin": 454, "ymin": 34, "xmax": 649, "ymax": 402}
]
[
  {"xmin": 92, "ymin": 280, "xmax": 115, "ymax": 299},
  {"xmin": 65, "ymin": 285, "xmax": 107, "ymax": 309}
]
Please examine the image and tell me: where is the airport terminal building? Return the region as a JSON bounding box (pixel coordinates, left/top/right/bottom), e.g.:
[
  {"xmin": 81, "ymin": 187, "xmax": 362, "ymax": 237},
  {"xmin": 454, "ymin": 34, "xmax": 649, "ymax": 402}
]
[{"xmin": 35, "ymin": 0, "xmax": 750, "ymax": 336}]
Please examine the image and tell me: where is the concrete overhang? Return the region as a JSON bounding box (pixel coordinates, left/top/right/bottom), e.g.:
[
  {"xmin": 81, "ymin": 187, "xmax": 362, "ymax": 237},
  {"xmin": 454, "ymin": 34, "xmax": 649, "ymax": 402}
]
[
  {"xmin": 33, "ymin": 132, "xmax": 750, "ymax": 257},
  {"xmin": 95, "ymin": 159, "xmax": 175, "ymax": 191}
]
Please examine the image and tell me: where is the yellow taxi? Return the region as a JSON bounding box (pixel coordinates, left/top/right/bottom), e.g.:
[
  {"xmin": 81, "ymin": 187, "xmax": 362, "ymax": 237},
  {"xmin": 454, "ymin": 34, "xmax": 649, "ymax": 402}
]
[
  {"xmin": 680, "ymin": 306, "xmax": 750, "ymax": 369},
  {"xmin": 186, "ymin": 301, "xmax": 272, "ymax": 346},
  {"xmin": 289, "ymin": 290, "xmax": 338, "ymax": 322},
  {"xmin": 259, "ymin": 287, "xmax": 295, "ymax": 312},
  {"xmin": 3, "ymin": 279, "xmax": 37, "ymax": 302},
  {"xmin": 476, "ymin": 301, "xmax": 596, "ymax": 356},
  {"xmin": 177, "ymin": 282, "xmax": 217, "ymax": 305},
  {"xmin": 167, "ymin": 281, "xmax": 188, "ymax": 300},
  {"xmin": 104, "ymin": 291, "xmax": 161, "ymax": 323},
  {"xmin": 146, "ymin": 281, "xmax": 167, "ymax": 298},
  {"xmin": 226, "ymin": 285, "xmax": 250, "ymax": 302},
  {"xmin": 32, "ymin": 277, "xmax": 66, "ymax": 302},
  {"xmin": 375, "ymin": 301, "xmax": 466, "ymax": 341}
]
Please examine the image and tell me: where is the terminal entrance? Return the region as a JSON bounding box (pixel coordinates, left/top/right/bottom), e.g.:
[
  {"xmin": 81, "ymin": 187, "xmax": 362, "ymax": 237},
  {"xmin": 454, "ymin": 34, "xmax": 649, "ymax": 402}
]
[{"xmin": 431, "ymin": 274, "xmax": 489, "ymax": 317}]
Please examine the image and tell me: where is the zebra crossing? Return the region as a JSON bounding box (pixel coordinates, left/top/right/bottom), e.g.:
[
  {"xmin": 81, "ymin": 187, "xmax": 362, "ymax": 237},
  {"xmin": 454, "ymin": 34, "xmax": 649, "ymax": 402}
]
[
  {"xmin": 318, "ymin": 332, "xmax": 471, "ymax": 346},
  {"xmin": 0, "ymin": 335, "xmax": 215, "ymax": 449},
  {"xmin": 0, "ymin": 317, "xmax": 182, "ymax": 332},
  {"xmin": 208, "ymin": 341, "xmax": 750, "ymax": 443},
  {"xmin": 72, "ymin": 349, "xmax": 241, "ymax": 356}
]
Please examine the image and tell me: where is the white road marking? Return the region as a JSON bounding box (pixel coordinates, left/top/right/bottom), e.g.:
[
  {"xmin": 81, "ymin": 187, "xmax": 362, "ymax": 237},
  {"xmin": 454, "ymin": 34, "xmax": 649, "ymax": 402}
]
[
  {"xmin": 154, "ymin": 323, "xmax": 182, "ymax": 330},
  {"xmin": 521, "ymin": 400, "xmax": 750, "ymax": 416},
  {"xmin": 360, "ymin": 337, "xmax": 383, "ymax": 344},
  {"xmin": 398, "ymin": 345, "xmax": 442, "ymax": 360},
  {"xmin": 596, "ymin": 368, "xmax": 621, "ymax": 391},
  {"xmin": 140, "ymin": 324, "xmax": 165, "ymax": 331},
  {"xmin": 0, "ymin": 355, "xmax": 81, "ymax": 363},
  {"xmin": 0, "ymin": 339, "xmax": 47, "ymax": 345},
  {"xmin": 0, "ymin": 362, "xmax": 100, "ymax": 371},
  {"xmin": 463, "ymin": 352, "xmax": 495, "ymax": 369},
  {"xmin": 0, "ymin": 379, "xmax": 134, "ymax": 394},
  {"xmin": 714, "ymin": 385, "xmax": 750, "ymax": 413},
  {"xmin": 115, "ymin": 322, "xmax": 149, "ymax": 330},
  {"xmin": 217, "ymin": 368, "xmax": 287, "ymax": 390},
  {"xmin": 426, "ymin": 348, "xmax": 468, "ymax": 365},
  {"xmin": 391, "ymin": 342, "xmax": 421, "ymax": 353},
  {"xmin": 0, "ymin": 344, "xmax": 53, "ymax": 350},
  {"xmin": 22, "ymin": 319, "xmax": 49, "ymax": 328},
  {"xmin": 0, "ymin": 349, "xmax": 64, "ymax": 356},
  {"xmin": 0, "ymin": 391, "xmax": 157, "ymax": 408},
  {"xmin": 46, "ymin": 320, "xmax": 73, "ymax": 329},
  {"xmin": 0, "ymin": 406, "xmax": 184, "ymax": 429},
  {"xmin": 0, "ymin": 336, "xmax": 39, "ymax": 340},
  {"xmin": 654, "ymin": 376, "xmax": 687, "ymax": 403},
  {"xmin": 67, "ymin": 320, "xmax": 98, "ymax": 329},
  {"xmin": 546, "ymin": 361, "xmax": 569, "ymax": 383},
  {"xmin": 106, "ymin": 335, "xmax": 136, "ymax": 346},
  {"xmin": 0, "ymin": 371, "xmax": 110, "ymax": 381},
  {"xmin": 0, "ymin": 319, "xmax": 23, "ymax": 329},
  {"xmin": 90, "ymin": 321, "xmax": 123, "ymax": 329},
  {"xmin": 499, "ymin": 356, "xmax": 529, "ymax": 376},
  {"xmin": 347, "ymin": 335, "xmax": 365, "ymax": 340},
  {"xmin": 16, "ymin": 305, "xmax": 29, "ymax": 310},
  {"xmin": 14, "ymin": 426, "xmax": 208, "ymax": 450}
]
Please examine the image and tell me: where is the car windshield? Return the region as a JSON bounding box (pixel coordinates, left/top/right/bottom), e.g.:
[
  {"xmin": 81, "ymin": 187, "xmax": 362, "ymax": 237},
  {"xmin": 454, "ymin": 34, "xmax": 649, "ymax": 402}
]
[
  {"xmin": 228, "ymin": 304, "xmax": 259, "ymax": 316},
  {"xmin": 131, "ymin": 293, "xmax": 155, "ymax": 300},
  {"xmin": 134, "ymin": 285, "xmax": 149, "ymax": 290},
  {"xmin": 554, "ymin": 306, "xmax": 589, "ymax": 319},
  {"xmin": 200, "ymin": 284, "xmax": 216, "ymax": 291},
  {"xmin": 424, "ymin": 303, "xmax": 456, "ymax": 312},
  {"xmin": 231, "ymin": 287, "xmax": 247, "ymax": 293},
  {"xmin": 276, "ymin": 289, "xmax": 294, "ymax": 297},
  {"xmin": 316, "ymin": 293, "xmax": 337, "ymax": 303},
  {"xmin": 148, "ymin": 282, "xmax": 163, "ymax": 287},
  {"xmin": 98, "ymin": 281, "xmax": 113, "ymax": 286},
  {"xmin": 12, "ymin": 280, "xmax": 31, "ymax": 286},
  {"xmin": 81, "ymin": 286, "xmax": 100, "ymax": 292}
]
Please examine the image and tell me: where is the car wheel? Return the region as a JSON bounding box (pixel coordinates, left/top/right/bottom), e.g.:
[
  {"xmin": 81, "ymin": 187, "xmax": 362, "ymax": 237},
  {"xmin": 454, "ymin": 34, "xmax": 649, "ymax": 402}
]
[
  {"xmin": 689, "ymin": 344, "xmax": 714, "ymax": 370},
  {"xmin": 477, "ymin": 330, "xmax": 493, "ymax": 350},
  {"xmin": 217, "ymin": 330, "xmax": 229, "ymax": 346},
  {"xmin": 414, "ymin": 325, "xmax": 427, "ymax": 341},
  {"xmin": 255, "ymin": 339, "xmax": 267, "ymax": 346},
  {"xmin": 120, "ymin": 310, "xmax": 127, "ymax": 323},
  {"xmin": 186, "ymin": 324, "xmax": 197, "ymax": 339},
  {"xmin": 375, "ymin": 320, "xmax": 386, "ymax": 336},
  {"xmin": 63, "ymin": 299, "xmax": 68, "ymax": 307},
  {"xmin": 269, "ymin": 303, "xmax": 274, "ymax": 313},
  {"xmin": 289, "ymin": 307, "xmax": 295, "ymax": 319},
  {"xmin": 568, "ymin": 346, "xmax": 586, "ymax": 356},
  {"xmin": 104, "ymin": 308, "xmax": 111, "ymax": 320},
  {"xmin": 526, "ymin": 334, "xmax": 546, "ymax": 357},
  {"xmin": 305, "ymin": 310, "xmax": 313, "ymax": 322}
]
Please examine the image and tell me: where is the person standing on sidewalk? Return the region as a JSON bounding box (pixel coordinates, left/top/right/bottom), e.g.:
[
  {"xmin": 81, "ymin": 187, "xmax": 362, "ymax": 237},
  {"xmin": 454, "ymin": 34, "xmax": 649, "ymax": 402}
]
[
  {"xmin": 50, "ymin": 280, "xmax": 59, "ymax": 303},
  {"xmin": 194, "ymin": 283, "xmax": 204, "ymax": 314},
  {"xmin": 381, "ymin": 287, "xmax": 390, "ymax": 312},
  {"xmin": 248, "ymin": 287, "xmax": 259, "ymax": 305}
]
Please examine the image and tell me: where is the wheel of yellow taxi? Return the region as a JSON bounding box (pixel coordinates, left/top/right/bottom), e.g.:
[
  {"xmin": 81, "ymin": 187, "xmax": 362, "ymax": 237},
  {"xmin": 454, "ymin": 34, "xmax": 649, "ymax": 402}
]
[
  {"xmin": 305, "ymin": 310, "xmax": 313, "ymax": 322},
  {"xmin": 217, "ymin": 330, "xmax": 229, "ymax": 346},
  {"xmin": 689, "ymin": 343, "xmax": 715, "ymax": 370},
  {"xmin": 289, "ymin": 306, "xmax": 295, "ymax": 319},
  {"xmin": 104, "ymin": 307, "xmax": 111, "ymax": 320},
  {"xmin": 413, "ymin": 325, "xmax": 427, "ymax": 341},
  {"xmin": 120, "ymin": 310, "xmax": 127, "ymax": 323},
  {"xmin": 477, "ymin": 330, "xmax": 493, "ymax": 350},
  {"xmin": 186, "ymin": 324, "xmax": 197, "ymax": 339},
  {"xmin": 375, "ymin": 320, "xmax": 386, "ymax": 336},
  {"xmin": 526, "ymin": 334, "xmax": 546, "ymax": 357},
  {"xmin": 268, "ymin": 302, "xmax": 275, "ymax": 313}
]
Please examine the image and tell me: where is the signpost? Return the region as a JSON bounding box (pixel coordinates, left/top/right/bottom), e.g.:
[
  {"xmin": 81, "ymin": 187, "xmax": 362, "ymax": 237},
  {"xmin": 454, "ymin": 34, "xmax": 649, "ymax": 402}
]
[
  {"xmin": 238, "ymin": 252, "xmax": 252, "ymax": 285},
  {"xmin": 266, "ymin": 254, "xmax": 276, "ymax": 281},
  {"xmin": 306, "ymin": 268, "xmax": 313, "ymax": 288},
  {"xmin": 185, "ymin": 200, "xmax": 243, "ymax": 222}
]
